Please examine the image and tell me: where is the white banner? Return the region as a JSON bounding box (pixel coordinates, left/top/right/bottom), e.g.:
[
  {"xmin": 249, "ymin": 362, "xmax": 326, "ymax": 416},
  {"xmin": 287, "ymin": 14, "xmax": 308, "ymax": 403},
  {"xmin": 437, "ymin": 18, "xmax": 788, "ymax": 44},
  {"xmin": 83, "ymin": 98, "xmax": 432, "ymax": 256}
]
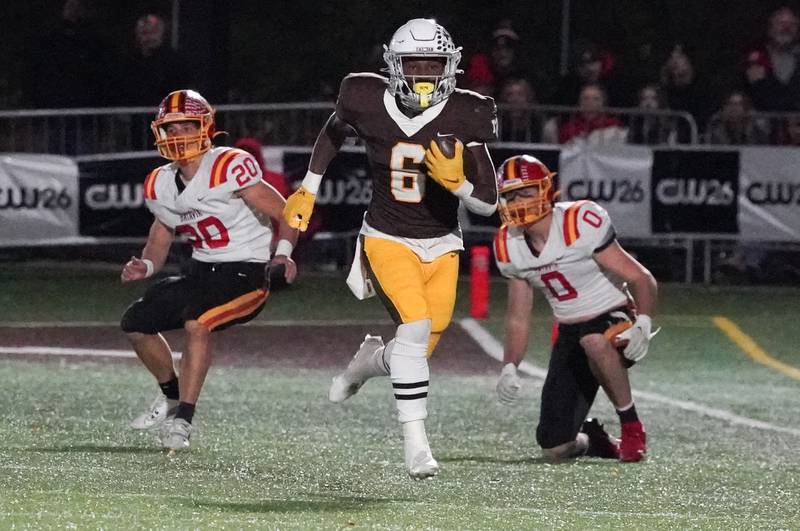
[
  {"xmin": 739, "ymin": 147, "xmax": 800, "ymax": 241},
  {"xmin": 0, "ymin": 154, "xmax": 79, "ymax": 245},
  {"xmin": 558, "ymin": 142, "xmax": 653, "ymax": 238}
]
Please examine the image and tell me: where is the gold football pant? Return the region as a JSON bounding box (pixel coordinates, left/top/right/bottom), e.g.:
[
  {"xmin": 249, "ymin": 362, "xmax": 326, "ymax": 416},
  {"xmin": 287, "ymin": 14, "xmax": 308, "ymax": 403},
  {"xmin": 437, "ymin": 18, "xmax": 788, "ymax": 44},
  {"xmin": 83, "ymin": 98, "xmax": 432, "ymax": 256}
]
[{"xmin": 362, "ymin": 236, "xmax": 459, "ymax": 355}]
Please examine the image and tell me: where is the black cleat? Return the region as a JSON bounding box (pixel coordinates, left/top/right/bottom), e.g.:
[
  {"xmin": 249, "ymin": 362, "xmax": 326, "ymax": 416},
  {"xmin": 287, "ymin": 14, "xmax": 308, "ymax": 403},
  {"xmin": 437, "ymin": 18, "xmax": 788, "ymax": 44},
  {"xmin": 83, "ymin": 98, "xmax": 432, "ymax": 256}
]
[{"xmin": 580, "ymin": 418, "xmax": 620, "ymax": 459}]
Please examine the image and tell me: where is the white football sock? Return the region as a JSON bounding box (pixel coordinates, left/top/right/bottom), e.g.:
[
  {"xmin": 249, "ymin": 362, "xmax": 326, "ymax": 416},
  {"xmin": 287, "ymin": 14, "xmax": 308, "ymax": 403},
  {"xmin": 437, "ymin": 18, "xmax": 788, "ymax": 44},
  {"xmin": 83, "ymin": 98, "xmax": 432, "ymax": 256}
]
[{"xmin": 391, "ymin": 320, "xmax": 431, "ymax": 423}]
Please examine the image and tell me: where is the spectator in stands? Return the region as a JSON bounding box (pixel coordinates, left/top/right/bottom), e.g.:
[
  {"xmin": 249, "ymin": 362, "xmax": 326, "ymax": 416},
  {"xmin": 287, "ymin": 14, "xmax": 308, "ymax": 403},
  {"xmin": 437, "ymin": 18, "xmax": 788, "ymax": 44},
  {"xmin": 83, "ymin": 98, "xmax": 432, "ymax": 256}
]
[
  {"xmin": 26, "ymin": 0, "xmax": 117, "ymax": 108},
  {"xmin": 705, "ymin": 91, "xmax": 770, "ymax": 145},
  {"xmin": 556, "ymin": 83, "xmax": 626, "ymax": 144},
  {"xmin": 659, "ymin": 44, "xmax": 714, "ymax": 142},
  {"xmin": 742, "ymin": 6, "xmax": 800, "ymax": 111},
  {"xmin": 549, "ymin": 41, "xmax": 625, "ymax": 107},
  {"xmin": 627, "ymin": 84, "xmax": 677, "ymax": 145},
  {"xmin": 776, "ymin": 115, "xmax": 800, "ymax": 145},
  {"xmin": 463, "ymin": 53, "xmax": 496, "ymax": 97},
  {"xmin": 496, "ymin": 77, "xmax": 543, "ymax": 142},
  {"xmin": 462, "ymin": 20, "xmax": 528, "ymax": 98},
  {"xmin": 124, "ymin": 13, "xmax": 195, "ymax": 107}
]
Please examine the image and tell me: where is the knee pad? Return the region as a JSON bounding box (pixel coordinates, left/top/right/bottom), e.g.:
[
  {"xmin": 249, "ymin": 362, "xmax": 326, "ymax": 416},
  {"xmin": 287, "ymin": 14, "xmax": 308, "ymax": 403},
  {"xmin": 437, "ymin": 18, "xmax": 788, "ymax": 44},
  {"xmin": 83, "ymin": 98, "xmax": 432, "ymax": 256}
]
[
  {"xmin": 395, "ymin": 319, "xmax": 432, "ymax": 347},
  {"xmin": 120, "ymin": 300, "xmax": 153, "ymax": 334},
  {"xmin": 536, "ymin": 421, "xmax": 575, "ymax": 450}
]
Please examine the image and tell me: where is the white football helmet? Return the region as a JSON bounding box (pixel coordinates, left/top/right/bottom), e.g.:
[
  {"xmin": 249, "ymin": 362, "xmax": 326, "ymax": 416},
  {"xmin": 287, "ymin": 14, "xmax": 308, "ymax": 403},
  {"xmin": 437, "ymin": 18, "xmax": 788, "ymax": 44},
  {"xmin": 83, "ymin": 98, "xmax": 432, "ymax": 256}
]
[{"xmin": 383, "ymin": 18, "xmax": 462, "ymax": 110}]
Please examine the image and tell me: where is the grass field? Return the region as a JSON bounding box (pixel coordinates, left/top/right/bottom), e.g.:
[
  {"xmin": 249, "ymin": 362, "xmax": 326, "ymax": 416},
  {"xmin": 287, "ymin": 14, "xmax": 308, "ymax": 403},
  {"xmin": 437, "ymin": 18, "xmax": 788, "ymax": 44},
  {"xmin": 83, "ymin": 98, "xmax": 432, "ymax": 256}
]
[{"xmin": 1, "ymin": 264, "xmax": 799, "ymax": 529}]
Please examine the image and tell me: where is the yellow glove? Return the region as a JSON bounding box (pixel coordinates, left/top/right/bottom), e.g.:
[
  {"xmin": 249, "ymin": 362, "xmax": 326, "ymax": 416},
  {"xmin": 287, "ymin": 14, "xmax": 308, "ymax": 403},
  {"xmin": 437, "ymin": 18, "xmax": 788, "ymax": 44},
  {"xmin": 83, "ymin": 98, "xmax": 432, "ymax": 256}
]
[
  {"xmin": 424, "ymin": 139, "xmax": 465, "ymax": 193},
  {"xmin": 282, "ymin": 186, "xmax": 316, "ymax": 231}
]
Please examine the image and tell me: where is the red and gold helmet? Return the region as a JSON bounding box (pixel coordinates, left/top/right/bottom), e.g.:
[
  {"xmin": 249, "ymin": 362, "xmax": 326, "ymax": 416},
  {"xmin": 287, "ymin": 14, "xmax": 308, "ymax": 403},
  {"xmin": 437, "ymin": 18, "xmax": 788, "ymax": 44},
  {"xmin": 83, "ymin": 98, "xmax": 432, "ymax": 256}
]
[
  {"xmin": 497, "ymin": 155, "xmax": 559, "ymax": 226},
  {"xmin": 151, "ymin": 89, "xmax": 215, "ymax": 161}
]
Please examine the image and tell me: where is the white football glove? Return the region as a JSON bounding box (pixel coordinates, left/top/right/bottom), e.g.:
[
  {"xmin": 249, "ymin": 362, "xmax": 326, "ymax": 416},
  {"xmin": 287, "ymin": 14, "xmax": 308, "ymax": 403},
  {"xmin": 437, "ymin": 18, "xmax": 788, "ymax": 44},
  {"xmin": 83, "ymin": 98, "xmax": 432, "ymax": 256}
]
[
  {"xmin": 616, "ymin": 314, "xmax": 660, "ymax": 362},
  {"xmin": 496, "ymin": 363, "xmax": 522, "ymax": 405}
]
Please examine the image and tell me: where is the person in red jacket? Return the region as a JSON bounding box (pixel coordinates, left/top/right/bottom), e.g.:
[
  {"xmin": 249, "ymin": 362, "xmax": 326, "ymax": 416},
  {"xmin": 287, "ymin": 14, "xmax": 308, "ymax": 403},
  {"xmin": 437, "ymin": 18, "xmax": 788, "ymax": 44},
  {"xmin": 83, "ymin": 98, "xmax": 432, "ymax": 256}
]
[{"xmin": 558, "ymin": 84, "xmax": 624, "ymax": 144}]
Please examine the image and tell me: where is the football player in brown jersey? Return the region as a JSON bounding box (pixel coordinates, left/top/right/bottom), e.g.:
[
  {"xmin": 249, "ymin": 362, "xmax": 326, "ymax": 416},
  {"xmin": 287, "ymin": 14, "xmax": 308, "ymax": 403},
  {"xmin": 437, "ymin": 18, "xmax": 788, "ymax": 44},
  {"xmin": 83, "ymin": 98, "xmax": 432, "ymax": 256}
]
[
  {"xmin": 283, "ymin": 18, "xmax": 498, "ymax": 479},
  {"xmin": 493, "ymin": 155, "xmax": 658, "ymax": 462}
]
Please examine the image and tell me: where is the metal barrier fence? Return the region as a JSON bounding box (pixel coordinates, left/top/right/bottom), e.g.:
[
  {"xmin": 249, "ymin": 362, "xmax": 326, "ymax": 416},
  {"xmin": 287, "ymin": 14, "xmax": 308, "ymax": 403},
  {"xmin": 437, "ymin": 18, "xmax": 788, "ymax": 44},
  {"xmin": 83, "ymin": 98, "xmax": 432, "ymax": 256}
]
[
  {"xmin": 5, "ymin": 102, "xmax": 800, "ymax": 156},
  {"xmin": 0, "ymin": 103, "xmax": 337, "ymax": 155},
  {"xmin": 0, "ymin": 102, "xmax": 706, "ymax": 155}
]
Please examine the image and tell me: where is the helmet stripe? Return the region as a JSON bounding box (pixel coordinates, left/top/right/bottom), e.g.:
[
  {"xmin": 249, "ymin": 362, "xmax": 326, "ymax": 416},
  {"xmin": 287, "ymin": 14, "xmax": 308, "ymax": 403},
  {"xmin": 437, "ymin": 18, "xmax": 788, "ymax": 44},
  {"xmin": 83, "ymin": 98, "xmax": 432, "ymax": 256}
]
[
  {"xmin": 507, "ymin": 158, "xmax": 517, "ymax": 181},
  {"xmin": 168, "ymin": 92, "xmax": 181, "ymax": 113}
]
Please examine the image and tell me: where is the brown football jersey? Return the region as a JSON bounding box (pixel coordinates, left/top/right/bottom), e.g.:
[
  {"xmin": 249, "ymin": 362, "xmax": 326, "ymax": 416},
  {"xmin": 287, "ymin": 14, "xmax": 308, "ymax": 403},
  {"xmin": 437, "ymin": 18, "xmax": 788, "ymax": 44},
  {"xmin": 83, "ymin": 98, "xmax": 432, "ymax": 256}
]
[{"xmin": 336, "ymin": 73, "xmax": 497, "ymax": 239}]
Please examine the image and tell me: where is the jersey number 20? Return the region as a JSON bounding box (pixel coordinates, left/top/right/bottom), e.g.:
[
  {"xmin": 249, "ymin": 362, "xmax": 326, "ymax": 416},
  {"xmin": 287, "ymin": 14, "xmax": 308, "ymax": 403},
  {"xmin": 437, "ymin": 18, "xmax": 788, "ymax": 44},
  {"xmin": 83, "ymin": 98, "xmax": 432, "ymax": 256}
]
[{"xmin": 176, "ymin": 216, "xmax": 230, "ymax": 249}]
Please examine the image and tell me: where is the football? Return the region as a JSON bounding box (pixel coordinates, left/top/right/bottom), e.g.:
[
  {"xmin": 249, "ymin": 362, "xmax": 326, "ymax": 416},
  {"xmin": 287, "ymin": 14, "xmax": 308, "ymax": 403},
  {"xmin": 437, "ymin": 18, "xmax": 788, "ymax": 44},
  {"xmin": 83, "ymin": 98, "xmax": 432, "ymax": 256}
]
[
  {"xmin": 605, "ymin": 321, "xmax": 635, "ymax": 368},
  {"xmin": 435, "ymin": 134, "xmax": 458, "ymax": 158}
]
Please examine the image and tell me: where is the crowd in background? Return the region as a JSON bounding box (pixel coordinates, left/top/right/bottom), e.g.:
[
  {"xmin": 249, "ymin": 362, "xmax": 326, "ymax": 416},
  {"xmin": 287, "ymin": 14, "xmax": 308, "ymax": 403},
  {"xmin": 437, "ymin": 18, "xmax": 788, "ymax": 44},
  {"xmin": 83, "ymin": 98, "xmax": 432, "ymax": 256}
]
[
  {"xmin": 465, "ymin": 6, "xmax": 800, "ymax": 146},
  {"xmin": 15, "ymin": 1, "xmax": 800, "ymax": 148}
]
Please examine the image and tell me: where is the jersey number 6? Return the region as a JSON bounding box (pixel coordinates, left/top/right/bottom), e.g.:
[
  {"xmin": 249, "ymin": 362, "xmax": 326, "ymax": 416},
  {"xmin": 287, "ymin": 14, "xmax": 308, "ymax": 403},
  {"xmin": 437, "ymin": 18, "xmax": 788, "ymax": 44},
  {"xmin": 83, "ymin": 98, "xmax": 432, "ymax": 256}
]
[{"xmin": 389, "ymin": 142, "xmax": 426, "ymax": 203}]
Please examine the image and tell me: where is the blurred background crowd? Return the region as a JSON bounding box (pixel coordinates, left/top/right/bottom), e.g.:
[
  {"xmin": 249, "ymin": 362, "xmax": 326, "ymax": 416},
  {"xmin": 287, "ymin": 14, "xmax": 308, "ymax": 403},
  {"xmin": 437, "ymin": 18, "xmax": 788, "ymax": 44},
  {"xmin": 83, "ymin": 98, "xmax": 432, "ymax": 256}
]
[{"xmin": 1, "ymin": 0, "xmax": 799, "ymax": 146}]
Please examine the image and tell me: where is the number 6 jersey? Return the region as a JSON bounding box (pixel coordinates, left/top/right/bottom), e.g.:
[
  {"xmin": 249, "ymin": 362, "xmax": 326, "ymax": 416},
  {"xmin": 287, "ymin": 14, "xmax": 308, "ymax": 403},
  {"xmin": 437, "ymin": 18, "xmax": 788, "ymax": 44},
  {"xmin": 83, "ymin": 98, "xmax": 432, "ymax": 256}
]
[
  {"xmin": 143, "ymin": 147, "xmax": 272, "ymax": 263},
  {"xmin": 493, "ymin": 200, "xmax": 628, "ymax": 323}
]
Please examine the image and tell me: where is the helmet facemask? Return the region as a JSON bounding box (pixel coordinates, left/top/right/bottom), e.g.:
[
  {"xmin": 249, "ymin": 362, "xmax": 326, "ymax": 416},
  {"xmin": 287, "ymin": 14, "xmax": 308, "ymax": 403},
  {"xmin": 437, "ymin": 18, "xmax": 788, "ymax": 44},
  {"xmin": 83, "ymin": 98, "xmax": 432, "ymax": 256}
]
[
  {"xmin": 499, "ymin": 181, "xmax": 556, "ymax": 226},
  {"xmin": 497, "ymin": 155, "xmax": 559, "ymax": 226},
  {"xmin": 151, "ymin": 90, "xmax": 215, "ymax": 161},
  {"xmin": 383, "ymin": 19, "xmax": 462, "ymax": 110}
]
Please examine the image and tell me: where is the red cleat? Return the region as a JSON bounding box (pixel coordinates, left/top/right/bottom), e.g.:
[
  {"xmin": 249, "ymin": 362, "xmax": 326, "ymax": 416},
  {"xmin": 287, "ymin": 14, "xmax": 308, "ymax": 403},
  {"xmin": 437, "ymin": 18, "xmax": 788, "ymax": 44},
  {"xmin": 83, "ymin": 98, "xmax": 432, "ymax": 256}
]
[
  {"xmin": 580, "ymin": 418, "xmax": 620, "ymax": 459},
  {"xmin": 619, "ymin": 421, "xmax": 647, "ymax": 462}
]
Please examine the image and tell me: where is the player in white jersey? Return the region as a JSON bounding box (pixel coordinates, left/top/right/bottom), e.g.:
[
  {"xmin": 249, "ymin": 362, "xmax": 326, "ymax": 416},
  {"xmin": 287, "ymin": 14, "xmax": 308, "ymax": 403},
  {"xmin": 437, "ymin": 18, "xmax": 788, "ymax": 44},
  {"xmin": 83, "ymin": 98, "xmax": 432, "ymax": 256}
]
[
  {"xmin": 120, "ymin": 89, "xmax": 298, "ymax": 450},
  {"xmin": 492, "ymin": 154, "xmax": 658, "ymax": 462}
]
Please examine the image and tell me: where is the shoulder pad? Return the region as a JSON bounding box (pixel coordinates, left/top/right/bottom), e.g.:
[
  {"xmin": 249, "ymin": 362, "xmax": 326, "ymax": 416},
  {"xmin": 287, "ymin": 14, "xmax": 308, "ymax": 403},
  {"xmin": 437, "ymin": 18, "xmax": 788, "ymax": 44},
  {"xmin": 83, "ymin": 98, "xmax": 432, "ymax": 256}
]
[
  {"xmin": 340, "ymin": 73, "xmax": 388, "ymax": 99},
  {"xmin": 337, "ymin": 73, "xmax": 387, "ymax": 124},
  {"xmin": 209, "ymin": 148, "xmax": 260, "ymax": 189},
  {"xmin": 143, "ymin": 164, "xmax": 171, "ymax": 200},
  {"xmin": 561, "ymin": 200, "xmax": 611, "ymax": 247},
  {"xmin": 450, "ymin": 89, "xmax": 497, "ymax": 143}
]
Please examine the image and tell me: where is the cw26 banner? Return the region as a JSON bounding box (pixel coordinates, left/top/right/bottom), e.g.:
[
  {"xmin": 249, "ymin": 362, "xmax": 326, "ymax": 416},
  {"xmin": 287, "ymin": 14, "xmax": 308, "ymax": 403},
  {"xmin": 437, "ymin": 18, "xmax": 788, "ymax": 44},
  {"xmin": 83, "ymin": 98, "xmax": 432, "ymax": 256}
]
[{"xmin": 0, "ymin": 154, "xmax": 79, "ymax": 246}]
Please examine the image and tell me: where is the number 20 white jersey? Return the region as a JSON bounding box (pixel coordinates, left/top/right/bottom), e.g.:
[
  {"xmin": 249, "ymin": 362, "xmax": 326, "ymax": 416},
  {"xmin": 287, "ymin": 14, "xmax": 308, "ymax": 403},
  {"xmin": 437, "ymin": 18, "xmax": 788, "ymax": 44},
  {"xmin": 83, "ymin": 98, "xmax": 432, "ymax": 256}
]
[
  {"xmin": 143, "ymin": 147, "xmax": 272, "ymax": 263},
  {"xmin": 494, "ymin": 200, "xmax": 628, "ymax": 323}
]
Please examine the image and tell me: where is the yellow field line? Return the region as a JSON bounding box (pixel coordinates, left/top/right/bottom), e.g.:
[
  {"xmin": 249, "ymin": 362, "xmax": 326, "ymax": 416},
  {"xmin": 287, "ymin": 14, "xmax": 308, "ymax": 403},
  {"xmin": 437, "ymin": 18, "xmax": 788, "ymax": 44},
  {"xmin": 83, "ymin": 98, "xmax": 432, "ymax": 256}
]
[{"xmin": 712, "ymin": 316, "xmax": 800, "ymax": 381}]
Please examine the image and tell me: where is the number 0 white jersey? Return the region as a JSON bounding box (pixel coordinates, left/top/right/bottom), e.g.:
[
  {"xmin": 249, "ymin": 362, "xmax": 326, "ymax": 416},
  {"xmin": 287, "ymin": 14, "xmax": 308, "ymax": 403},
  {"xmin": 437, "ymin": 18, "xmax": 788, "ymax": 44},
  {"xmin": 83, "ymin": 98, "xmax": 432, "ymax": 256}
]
[
  {"xmin": 493, "ymin": 200, "xmax": 628, "ymax": 323},
  {"xmin": 143, "ymin": 147, "xmax": 272, "ymax": 263}
]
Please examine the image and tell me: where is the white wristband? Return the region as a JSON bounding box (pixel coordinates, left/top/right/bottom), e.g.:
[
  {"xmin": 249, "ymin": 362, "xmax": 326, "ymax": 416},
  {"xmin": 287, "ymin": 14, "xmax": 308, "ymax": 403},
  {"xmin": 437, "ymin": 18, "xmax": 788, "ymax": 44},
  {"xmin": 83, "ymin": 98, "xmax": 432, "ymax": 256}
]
[
  {"xmin": 301, "ymin": 171, "xmax": 323, "ymax": 195},
  {"xmin": 636, "ymin": 314, "xmax": 652, "ymax": 328},
  {"xmin": 142, "ymin": 258, "xmax": 155, "ymax": 278},
  {"xmin": 275, "ymin": 239, "xmax": 294, "ymax": 258}
]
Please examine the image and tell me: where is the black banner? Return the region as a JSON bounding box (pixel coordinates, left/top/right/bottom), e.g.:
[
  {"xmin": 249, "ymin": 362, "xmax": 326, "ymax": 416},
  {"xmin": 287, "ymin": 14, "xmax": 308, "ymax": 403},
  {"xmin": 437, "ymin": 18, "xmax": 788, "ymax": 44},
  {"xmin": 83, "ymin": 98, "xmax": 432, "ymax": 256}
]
[
  {"xmin": 78, "ymin": 156, "xmax": 162, "ymax": 237},
  {"xmin": 283, "ymin": 151, "xmax": 371, "ymax": 233},
  {"xmin": 651, "ymin": 150, "xmax": 739, "ymax": 234}
]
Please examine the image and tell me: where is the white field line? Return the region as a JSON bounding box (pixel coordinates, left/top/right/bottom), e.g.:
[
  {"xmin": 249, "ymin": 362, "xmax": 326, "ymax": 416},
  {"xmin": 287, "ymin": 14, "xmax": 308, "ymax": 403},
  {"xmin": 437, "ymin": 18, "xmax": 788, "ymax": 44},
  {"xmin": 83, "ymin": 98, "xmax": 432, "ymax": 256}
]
[
  {"xmin": 458, "ymin": 317, "xmax": 800, "ymax": 437},
  {"xmin": 0, "ymin": 346, "xmax": 181, "ymax": 360}
]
